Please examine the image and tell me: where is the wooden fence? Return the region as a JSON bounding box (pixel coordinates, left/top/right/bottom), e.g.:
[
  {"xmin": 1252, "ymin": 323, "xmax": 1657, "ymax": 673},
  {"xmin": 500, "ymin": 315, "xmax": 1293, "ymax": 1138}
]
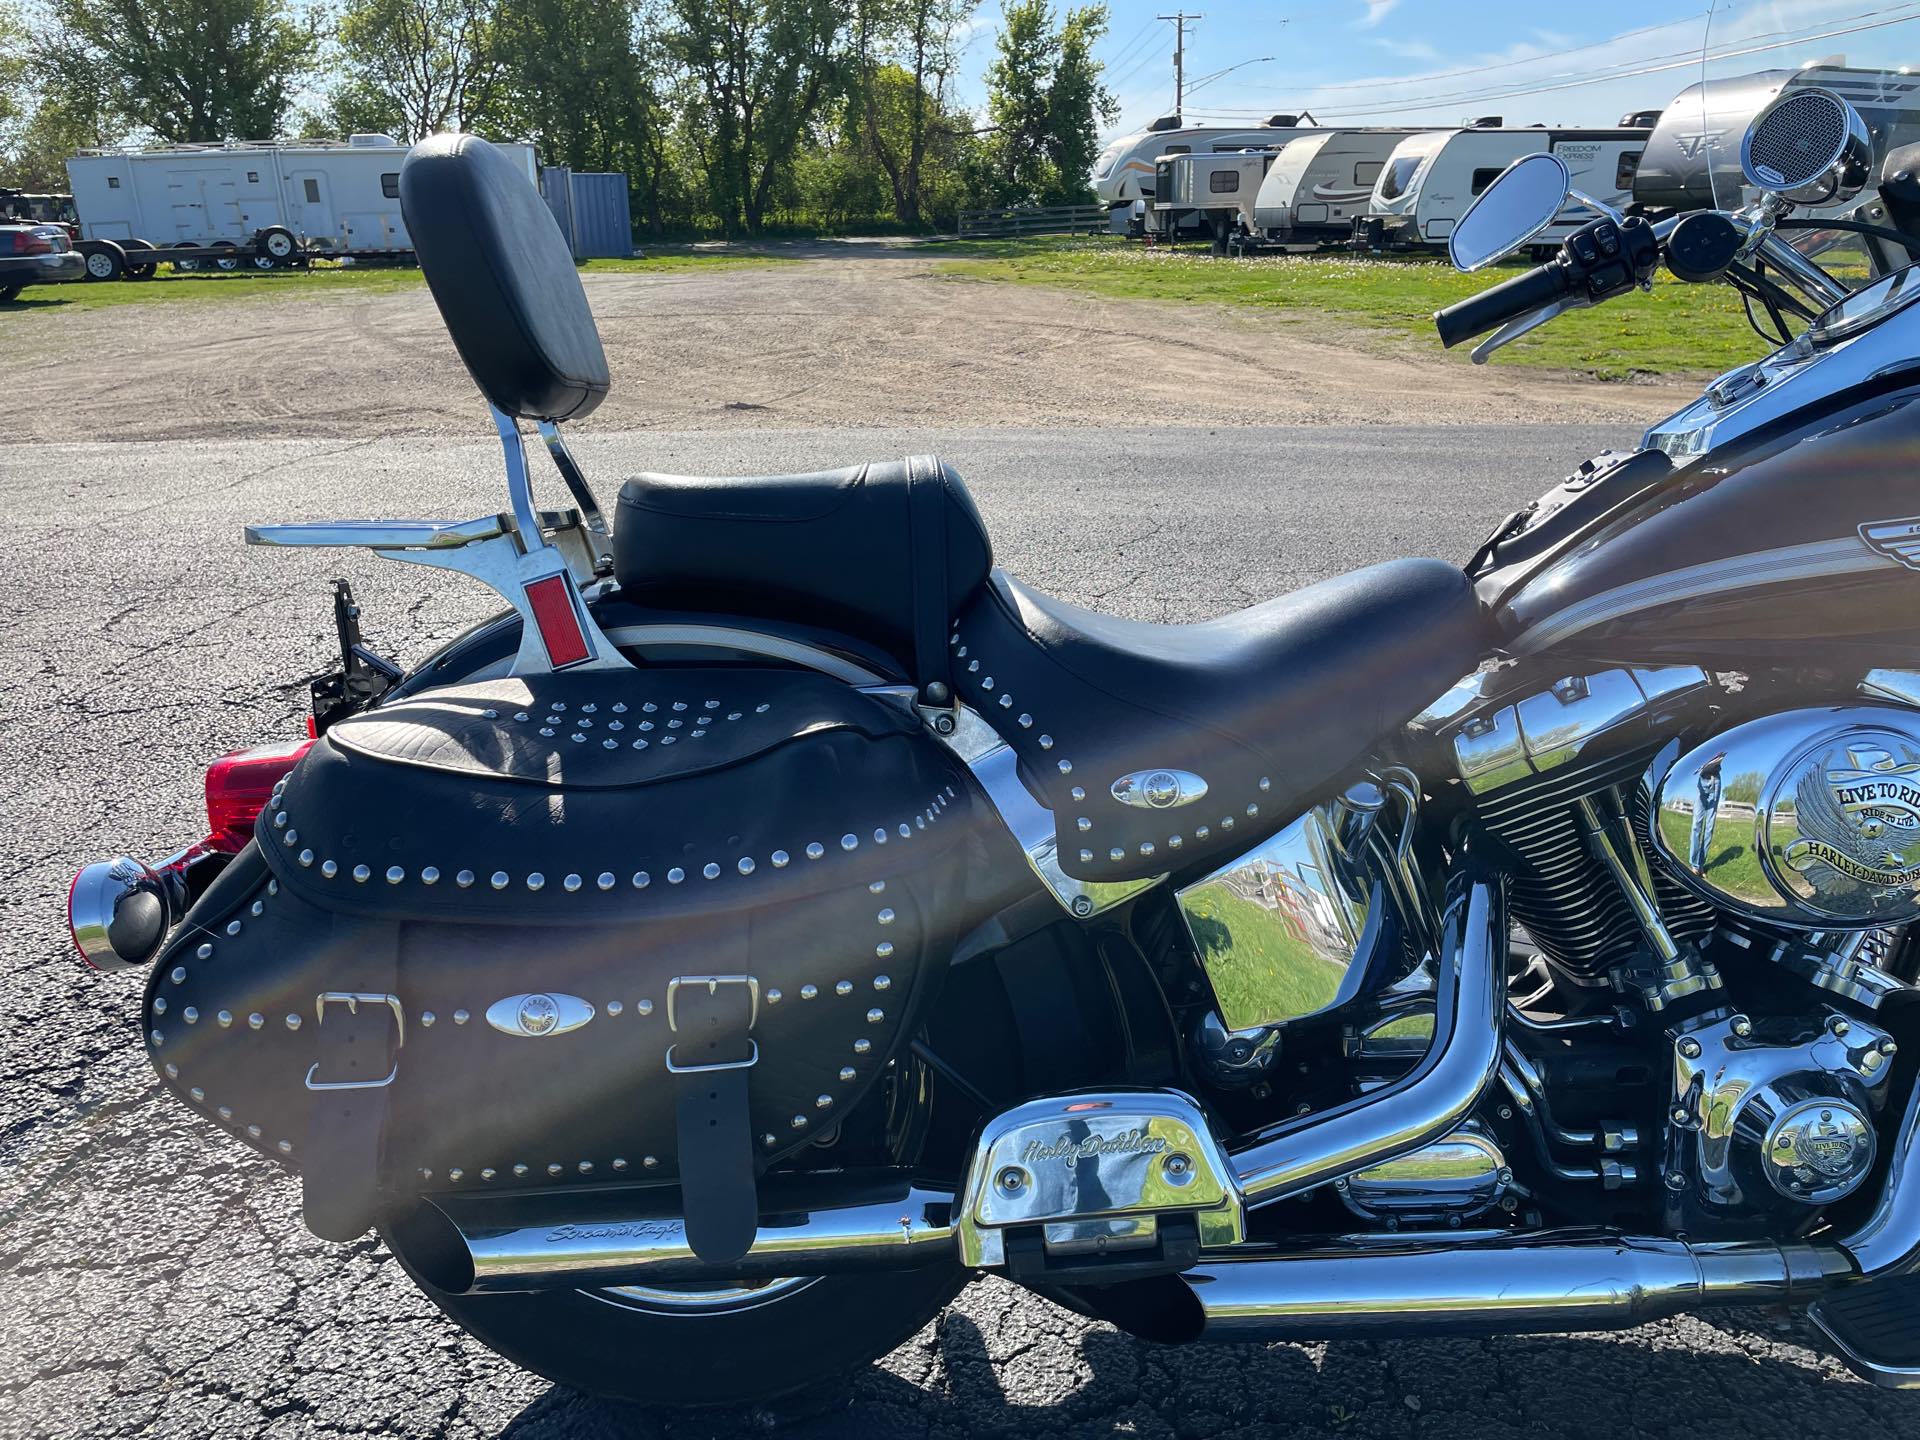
[{"xmin": 956, "ymin": 203, "xmax": 1111, "ymax": 239}]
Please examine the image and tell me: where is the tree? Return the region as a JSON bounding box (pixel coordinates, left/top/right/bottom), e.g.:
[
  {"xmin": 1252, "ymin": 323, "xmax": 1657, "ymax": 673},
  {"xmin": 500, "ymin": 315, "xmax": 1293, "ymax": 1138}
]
[
  {"xmin": 849, "ymin": 0, "xmax": 977, "ymax": 227},
  {"xmin": 495, "ymin": 0, "xmax": 681, "ymax": 236},
  {"xmin": 667, "ymin": 0, "xmax": 843, "ymax": 234},
  {"xmin": 329, "ymin": 0, "xmax": 507, "ymax": 141},
  {"xmin": 0, "ymin": 0, "xmax": 29, "ymax": 139},
  {"xmin": 979, "ymin": 0, "xmax": 1112, "ymax": 205},
  {"xmin": 52, "ymin": 0, "xmax": 319, "ymax": 142}
]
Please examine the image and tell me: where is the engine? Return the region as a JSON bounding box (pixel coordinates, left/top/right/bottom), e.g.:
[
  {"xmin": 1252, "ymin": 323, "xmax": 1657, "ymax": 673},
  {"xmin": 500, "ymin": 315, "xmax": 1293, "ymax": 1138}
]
[{"xmin": 1175, "ymin": 663, "xmax": 1918, "ymax": 1240}]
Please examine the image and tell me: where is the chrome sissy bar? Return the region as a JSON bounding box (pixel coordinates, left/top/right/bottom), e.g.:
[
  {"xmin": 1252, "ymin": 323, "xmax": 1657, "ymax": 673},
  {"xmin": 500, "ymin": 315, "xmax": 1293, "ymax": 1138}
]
[{"xmin": 246, "ymin": 405, "xmax": 631, "ymax": 675}]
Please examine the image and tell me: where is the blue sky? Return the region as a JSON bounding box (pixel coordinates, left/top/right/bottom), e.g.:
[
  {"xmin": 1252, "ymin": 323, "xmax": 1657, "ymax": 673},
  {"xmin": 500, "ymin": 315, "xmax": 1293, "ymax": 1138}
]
[{"xmin": 950, "ymin": 0, "xmax": 1920, "ymax": 138}]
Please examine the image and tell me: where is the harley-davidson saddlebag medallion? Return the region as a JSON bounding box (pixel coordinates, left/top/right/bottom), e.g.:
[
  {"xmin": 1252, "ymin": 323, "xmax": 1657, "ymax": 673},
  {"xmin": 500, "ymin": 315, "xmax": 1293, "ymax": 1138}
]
[{"xmin": 143, "ymin": 668, "xmax": 978, "ymax": 1254}]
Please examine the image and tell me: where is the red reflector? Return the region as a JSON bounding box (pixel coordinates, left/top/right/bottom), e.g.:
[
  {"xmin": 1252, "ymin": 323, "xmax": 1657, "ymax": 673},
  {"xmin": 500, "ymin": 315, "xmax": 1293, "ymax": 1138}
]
[
  {"xmin": 523, "ymin": 574, "xmax": 593, "ymax": 668},
  {"xmin": 205, "ymin": 739, "xmax": 314, "ymax": 853}
]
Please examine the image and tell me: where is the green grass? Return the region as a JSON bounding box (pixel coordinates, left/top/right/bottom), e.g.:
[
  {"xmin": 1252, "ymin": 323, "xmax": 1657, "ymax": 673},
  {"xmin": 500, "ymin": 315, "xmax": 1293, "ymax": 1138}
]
[
  {"xmin": 929, "ymin": 235, "xmax": 1772, "ymax": 380},
  {"xmin": 2, "ymin": 249, "xmax": 784, "ymax": 313}
]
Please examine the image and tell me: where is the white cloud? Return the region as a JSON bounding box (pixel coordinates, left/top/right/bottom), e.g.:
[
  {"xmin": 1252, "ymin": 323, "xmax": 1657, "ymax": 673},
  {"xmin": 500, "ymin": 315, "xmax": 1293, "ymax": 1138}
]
[
  {"xmin": 1356, "ymin": 0, "xmax": 1400, "ymax": 30},
  {"xmin": 1373, "ymin": 36, "xmax": 1440, "ymax": 62}
]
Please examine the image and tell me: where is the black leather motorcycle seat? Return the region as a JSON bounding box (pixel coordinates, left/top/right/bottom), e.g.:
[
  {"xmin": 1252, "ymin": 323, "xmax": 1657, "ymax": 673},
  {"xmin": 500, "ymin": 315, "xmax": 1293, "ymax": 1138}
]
[
  {"xmin": 613, "ymin": 457, "xmax": 991, "ymax": 675},
  {"xmin": 953, "ymin": 558, "xmax": 1489, "ymax": 881}
]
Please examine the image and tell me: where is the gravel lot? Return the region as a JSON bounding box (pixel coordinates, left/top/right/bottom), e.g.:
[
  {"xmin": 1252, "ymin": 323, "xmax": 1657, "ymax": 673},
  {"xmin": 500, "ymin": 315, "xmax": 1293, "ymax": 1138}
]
[
  {"xmin": 1, "ymin": 256, "xmax": 1914, "ymax": 1438},
  {"xmin": 0, "ymin": 250, "xmax": 1693, "ymax": 444}
]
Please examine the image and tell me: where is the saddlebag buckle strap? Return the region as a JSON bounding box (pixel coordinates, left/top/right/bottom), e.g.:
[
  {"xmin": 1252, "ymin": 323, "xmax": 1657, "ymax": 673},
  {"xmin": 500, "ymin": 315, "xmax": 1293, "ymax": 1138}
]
[
  {"xmin": 303, "ymin": 991, "xmax": 405, "ymax": 1090},
  {"xmin": 301, "ymin": 932, "xmax": 401, "ymax": 1244},
  {"xmin": 666, "ymin": 973, "xmax": 760, "ymax": 1263}
]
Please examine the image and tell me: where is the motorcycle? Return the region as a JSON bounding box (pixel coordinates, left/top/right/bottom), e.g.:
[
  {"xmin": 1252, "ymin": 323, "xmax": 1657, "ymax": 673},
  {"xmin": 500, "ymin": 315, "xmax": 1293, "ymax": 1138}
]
[{"xmin": 64, "ymin": 0, "xmax": 1920, "ymax": 1410}]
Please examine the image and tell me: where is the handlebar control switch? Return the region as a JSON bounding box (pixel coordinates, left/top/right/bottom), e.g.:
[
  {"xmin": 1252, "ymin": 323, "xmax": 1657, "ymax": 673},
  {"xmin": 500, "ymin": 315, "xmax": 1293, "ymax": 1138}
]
[
  {"xmin": 1665, "ymin": 212, "xmax": 1745, "ymax": 285},
  {"xmin": 1562, "ymin": 215, "xmax": 1659, "ymax": 305}
]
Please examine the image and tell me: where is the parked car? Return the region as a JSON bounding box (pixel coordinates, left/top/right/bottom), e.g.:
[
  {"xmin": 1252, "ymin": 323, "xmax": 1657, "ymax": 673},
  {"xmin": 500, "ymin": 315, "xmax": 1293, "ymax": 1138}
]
[{"xmin": 0, "ymin": 221, "xmax": 85, "ymax": 300}]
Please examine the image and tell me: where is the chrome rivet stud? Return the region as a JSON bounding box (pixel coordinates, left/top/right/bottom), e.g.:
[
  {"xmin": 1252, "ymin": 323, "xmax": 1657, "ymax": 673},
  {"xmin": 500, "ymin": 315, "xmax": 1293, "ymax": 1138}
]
[
  {"xmin": 249, "ymin": 1013, "xmax": 263, "ymax": 1030},
  {"xmin": 876, "ymin": 942, "xmax": 895, "ymax": 959},
  {"xmin": 422, "ymin": 1011, "xmax": 436, "ymax": 1027},
  {"xmin": 607, "ymin": 1000, "xmax": 624, "ymax": 1017},
  {"xmin": 386, "ymin": 866, "xmax": 405, "ymax": 884},
  {"xmin": 248, "ymin": 1125, "xmax": 262, "ymax": 1139},
  {"xmin": 183, "ymin": 1007, "xmax": 200, "ymax": 1024},
  {"xmin": 840, "ymin": 1066, "xmax": 857, "ymax": 1082},
  {"xmin": 835, "ymin": 980, "xmax": 853, "ymax": 996},
  {"xmin": 189, "ymin": 1087, "xmax": 205, "ymax": 1103},
  {"xmin": 561, "ymin": 874, "xmax": 582, "ymax": 893},
  {"xmin": 703, "ymin": 863, "xmax": 721, "ymax": 880},
  {"xmin": 457, "ymin": 870, "xmax": 475, "ymax": 888},
  {"xmin": 772, "ymin": 850, "xmax": 790, "ymax": 868},
  {"xmin": 164, "ymin": 1062, "xmax": 179, "ymax": 1078},
  {"xmin": 421, "ymin": 867, "xmax": 440, "ymax": 885},
  {"xmin": 579, "ymin": 1161, "xmax": 593, "ymax": 1175},
  {"xmin": 767, "ymin": 989, "xmax": 783, "ymax": 1005},
  {"xmin": 482, "ymin": 1168, "xmax": 497, "ymax": 1182},
  {"xmin": 668, "ymin": 868, "xmax": 685, "ymax": 885},
  {"xmin": 286, "ymin": 1014, "xmax": 301, "ymax": 1030},
  {"xmin": 738, "ymin": 857, "xmax": 755, "ymax": 876},
  {"xmin": 218, "ymin": 1105, "xmax": 233, "ymax": 1120},
  {"xmin": 801, "ymin": 984, "xmax": 818, "ymax": 1000},
  {"xmin": 807, "ymin": 843, "xmax": 825, "ymax": 860},
  {"xmin": 299, "ymin": 849, "xmax": 315, "ymax": 868},
  {"xmin": 320, "ymin": 859, "xmax": 337, "ymax": 878},
  {"xmin": 352, "ymin": 865, "xmax": 371, "ymax": 883},
  {"xmin": 869, "ymin": 880, "xmax": 886, "ymax": 894},
  {"xmin": 196, "ymin": 943, "xmax": 213, "ymax": 960},
  {"xmin": 633, "ymin": 872, "xmax": 650, "ymax": 889},
  {"xmin": 1058, "ymin": 760, "xmax": 1073, "ymax": 775},
  {"xmin": 225, "ymin": 920, "xmax": 242, "ymax": 937},
  {"xmin": 612, "ymin": 1158, "xmax": 628, "ymax": 1172},
  {"xmin": 154, "ymin": 997, "xmax": 168, "ymax": 1014},
  {"xmin": 867, "ymin": 1008, "xmax": 885, "ymax": 1025},
  {"xmin": 514, "ymin": 1163, "xmax": 530, "ymax": 1178},
  {"xmin": 1038, "ymin": 734, "xmax": 1053, "ymax": 750},
  {"xmin": 841, "ymin": 834, "xmax": 859, "ymax": 851},
  {"xmin": 171, "ymin": 966, "xmax": 187, "ymax": 985},
  {"xmin": 1259, "ymin": 777, "xmax": 1272, "ymax": 792},
  {"xmin": 216, "ymin": 1010, "xmax": 233, "ymax": 1028},
  {"xmin": 764, "ymin": 1134, "xmax": 778, "ymax": 1148},
  {"xmin": 598, "ymin": 872, "xmax": 616, "ymax": 891},
  {"xmin": 449, "ymin": 1168, "xmax": 464, "ymax": 1183},
  {"xmin": 877, "ymin": 908, "xmax": 896, "ymax": 926},
  {"xmin": 250, "ymin": 900, "xmax": 264, "ymax": 918},
  {"xmin": 854, "ymin": 1038, "xmax": 872, "ymax": 1054},
  {"xmin": 548, "ymin": 1163, "xmax": 563, "ymax": 1177},
  {"xmin": 491, "ymin": 872, "xmax": 510, "ymax": 890},
  {"xmin": 454, "ymin": 1009, "xmax": 470, "ymax": 1025},
  {"xmin": 791, "ymin": 1115, "xmax": 809, "ymax": 1130},
  {"xmin": 644, "ymin": 1155, "xmax": 659, "ymax": 1169},
  {"xmin": 277, "ymin": 1140, "xmax": 294, "ymax": 1155},
  {"xmin": 874, "ymin": 975, "xmax": 891, "ymax": 991},
  {"xmin": 816, "ymin": 1094, "xmax": 833, "ymax": 1110},
  {"xmin": 526, "ymin": 873, "xmax": 545, "ymax": 892}
]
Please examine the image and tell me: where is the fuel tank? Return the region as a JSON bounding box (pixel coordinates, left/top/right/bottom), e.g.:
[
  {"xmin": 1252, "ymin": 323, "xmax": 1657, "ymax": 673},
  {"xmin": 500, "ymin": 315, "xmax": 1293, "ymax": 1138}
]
[{"xmin": 1482, "ymin": 378, "xmax": 1920, "ymax": 669}]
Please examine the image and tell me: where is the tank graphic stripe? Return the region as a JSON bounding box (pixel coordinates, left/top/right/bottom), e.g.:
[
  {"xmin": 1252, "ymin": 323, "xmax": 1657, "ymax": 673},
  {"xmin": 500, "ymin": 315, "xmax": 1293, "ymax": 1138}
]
[{"xmin": 1512, "ymin": 537, "xmax": 1891, "ymax": 654}]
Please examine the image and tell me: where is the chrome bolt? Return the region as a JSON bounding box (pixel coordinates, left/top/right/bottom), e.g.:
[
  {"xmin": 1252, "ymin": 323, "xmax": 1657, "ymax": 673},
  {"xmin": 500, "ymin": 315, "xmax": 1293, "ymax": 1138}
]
[
  {"xmin": 1831, "ymin": 1017, "xmax": 1853, "ymax": 1037},
  {"xmin": 996, "ymin": 1166, "xmax": 1027, "ymax": 1195},
  {"xmin": 1665, "ymin": 1171, "xmax": 1688, "ymax": 1191},
  {"xmin": 1882, "ymin": 1039, "xmax": 1899, "ymax": 1056},
  {"xmin": 1731, "ymin": 1015, "xmax": 1753, "ymax": 1038},
  {"xmin": 1071, "ymin": 896, "xmax": 1094, "ymax": 918},
  {"xmin": 1677, "ymin": 1038, "xmax": 1702, "ymax": 1059},
  {"xmin": 1163, "ymin": 1153, "xmax": 1194, "ymax": 1186},
  {"xmin": 1672, "ymin": 1105, "xmax": 1691, "ymax": 1124}
]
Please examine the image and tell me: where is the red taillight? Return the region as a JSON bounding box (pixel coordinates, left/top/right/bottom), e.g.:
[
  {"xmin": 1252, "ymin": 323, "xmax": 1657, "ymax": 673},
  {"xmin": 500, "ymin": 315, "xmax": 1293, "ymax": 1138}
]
[
  {"xmin": 204, "ymin": 739, "xmax": 314, "ymax": 852},
  {"xmin": 15, "ymin": 232, "xmax": 54, "ymax": 255}
]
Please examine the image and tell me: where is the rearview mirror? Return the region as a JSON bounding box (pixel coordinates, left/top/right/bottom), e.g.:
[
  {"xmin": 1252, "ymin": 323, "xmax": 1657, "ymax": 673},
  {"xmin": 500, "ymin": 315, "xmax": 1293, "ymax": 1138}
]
[{"xmin": 1448, "ymin": 153, "xmax": 1571, "ymax": 272}]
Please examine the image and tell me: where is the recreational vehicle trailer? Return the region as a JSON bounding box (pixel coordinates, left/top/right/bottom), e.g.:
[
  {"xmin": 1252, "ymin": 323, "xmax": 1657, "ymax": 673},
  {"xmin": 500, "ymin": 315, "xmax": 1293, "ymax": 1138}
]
[
  {"xmin": 65, "ymin": 135, "xmax": 539, "ymax": 273},
  {"xmin": 1094, "ymin": 114, "xmax": 1317, "ymax": 222},
  {"xmin": 1149, "ymin": 149, "xmax": 1278, "ymax": 248},
  {"xmin": 1249, "ymin": 129, "xmax": 1420, "ymax": 249},
  {"xmin": 1351, "ymin": 124, "xmax": 1653, "ymax": 254}
]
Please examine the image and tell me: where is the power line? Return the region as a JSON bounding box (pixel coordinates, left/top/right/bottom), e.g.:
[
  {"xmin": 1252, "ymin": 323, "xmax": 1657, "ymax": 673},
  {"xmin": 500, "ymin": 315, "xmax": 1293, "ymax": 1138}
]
[
  {"xmin": 1157, "ymin": 11, "xmax": 1203, "ymax": 113},
  {"xmin": 1101, "ymin": 17, "xmax": 1162, "ymax": 73},
  {"xmin": 1182, "ymin": 4, "xmax": 1920, "ymax": 121}
]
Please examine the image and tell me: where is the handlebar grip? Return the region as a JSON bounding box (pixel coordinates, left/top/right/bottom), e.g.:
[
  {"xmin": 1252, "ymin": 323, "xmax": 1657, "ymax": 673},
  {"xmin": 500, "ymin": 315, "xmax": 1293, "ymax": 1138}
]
[{"xmin": 1433, "ymin": 261, "xmax": 1572, "ymax": 349}]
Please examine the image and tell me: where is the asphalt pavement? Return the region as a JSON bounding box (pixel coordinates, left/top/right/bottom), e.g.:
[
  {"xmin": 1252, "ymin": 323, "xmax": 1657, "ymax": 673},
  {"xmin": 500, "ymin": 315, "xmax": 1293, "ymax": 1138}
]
[{"xmin": 5, "ymin": 422, "xmax": 1916, "ymax": 1440}]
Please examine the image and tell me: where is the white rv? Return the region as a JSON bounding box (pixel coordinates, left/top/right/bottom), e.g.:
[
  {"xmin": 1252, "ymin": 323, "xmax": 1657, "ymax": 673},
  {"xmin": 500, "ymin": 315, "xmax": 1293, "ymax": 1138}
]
[
  {"xmin": 1094, "ymin": 115, "xmax": 1317, "ymax": 216},
  {"xmin": 1251, "ymin": 129, "xmax": 1420, "ymax": 248},
  {"xmin": 1352, "ymin": 125, "xmax": 1652, "ymax": 253},
  {"xmin": 1148, "ymin": 149, "xmax": 1278, "ymax": 244},
  {"xmin": 66, "ymin": 135, "xmax": 539, "ymax": 260}
]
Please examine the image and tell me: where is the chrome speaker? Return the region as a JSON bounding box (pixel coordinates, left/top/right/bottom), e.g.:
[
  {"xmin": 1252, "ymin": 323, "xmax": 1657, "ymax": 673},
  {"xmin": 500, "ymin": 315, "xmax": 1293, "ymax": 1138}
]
[{"xmin": 1741, "ymin": 87, "xmax": 1873, "ymax": 204}]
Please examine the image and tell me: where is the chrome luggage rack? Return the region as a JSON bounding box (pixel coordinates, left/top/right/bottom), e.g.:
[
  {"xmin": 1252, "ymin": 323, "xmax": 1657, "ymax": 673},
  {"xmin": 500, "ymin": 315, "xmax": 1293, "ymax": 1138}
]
[{"xmin": 245, "ymin": 406, "xmax": 629, "ymax": 676}]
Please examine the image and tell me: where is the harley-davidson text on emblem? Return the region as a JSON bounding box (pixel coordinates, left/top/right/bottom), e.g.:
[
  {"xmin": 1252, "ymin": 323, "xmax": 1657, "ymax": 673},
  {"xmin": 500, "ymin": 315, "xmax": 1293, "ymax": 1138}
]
[
  {"xmin": 1019, "ymin": 1128, "xmax": 1168, "ymax": 1168},
  {"xmin": 485, "ymin": 991, "xmax": 595, "ymax": 1038},
  {"xmin": 1110, "ymin": 769, "xmax": 1208, "ymax": 811},
  {"xmin": 1783, "ymin": 740, "xmax": 1920, "ymax": 890}
]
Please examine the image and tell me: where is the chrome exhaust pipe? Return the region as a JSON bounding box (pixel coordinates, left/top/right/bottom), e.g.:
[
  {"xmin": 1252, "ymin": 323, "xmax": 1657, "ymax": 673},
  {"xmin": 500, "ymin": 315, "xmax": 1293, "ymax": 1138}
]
[
  {"xmin": 1230, "ymin": 865, "xmax": 1507, "ymax": 1205},
  {"xmin": 413, "ymin": 1174, "xmax": 956, "ymax": 1294},
  {"xmin": 1184, "ymin": 1234, "xmax": 1850, "ymax": 1341}
]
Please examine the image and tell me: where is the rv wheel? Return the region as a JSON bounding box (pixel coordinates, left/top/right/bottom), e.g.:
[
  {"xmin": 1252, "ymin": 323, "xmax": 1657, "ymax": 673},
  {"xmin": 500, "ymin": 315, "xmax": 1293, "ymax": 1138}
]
[
  {"xmin": 252, "ymin": 254, "xmax": 280, "ymax": 270},
  {"xmin": 212, "ymin": 241, "xmax": 242, "ymax": 272},
  {"xmin": 123, "ymin": 238, "xmax": 157, "ymax": 279},
  {"xmin": 78, "ymin": 240, "xmax": 124, "ymax": 281},
  {"xmin": 258, "ymin": 226, "xmax": 297, "ymax": 261}
]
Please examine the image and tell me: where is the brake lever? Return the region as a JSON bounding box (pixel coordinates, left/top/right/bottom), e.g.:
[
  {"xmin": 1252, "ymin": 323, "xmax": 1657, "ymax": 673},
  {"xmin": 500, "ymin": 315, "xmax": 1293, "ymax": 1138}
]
[{"xmin": 1470, "ymin": 298, "xmax": 1575, "ymax": 364}]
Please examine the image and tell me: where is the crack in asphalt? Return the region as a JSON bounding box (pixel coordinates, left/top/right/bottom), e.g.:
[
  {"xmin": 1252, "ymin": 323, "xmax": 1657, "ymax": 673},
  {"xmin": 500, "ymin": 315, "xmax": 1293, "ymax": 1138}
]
[{"xmin": 3, "ymin": 427, "xmax": 1918, "ymax": 1439}]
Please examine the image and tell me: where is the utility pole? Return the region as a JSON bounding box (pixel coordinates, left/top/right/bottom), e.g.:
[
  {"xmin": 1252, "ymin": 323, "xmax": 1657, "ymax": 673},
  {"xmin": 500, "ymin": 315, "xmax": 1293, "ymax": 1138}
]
[{"xmin": 1157, "ymin": 12, "xmax": 1202, "ymax": 117}]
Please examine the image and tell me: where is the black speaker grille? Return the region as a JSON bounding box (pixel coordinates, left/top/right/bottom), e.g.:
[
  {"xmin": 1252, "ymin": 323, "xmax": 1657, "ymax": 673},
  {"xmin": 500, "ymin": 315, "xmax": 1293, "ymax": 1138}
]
[{"xmin": 1747, "ymin": 90, "xmax": 1848, "ymax": 190}]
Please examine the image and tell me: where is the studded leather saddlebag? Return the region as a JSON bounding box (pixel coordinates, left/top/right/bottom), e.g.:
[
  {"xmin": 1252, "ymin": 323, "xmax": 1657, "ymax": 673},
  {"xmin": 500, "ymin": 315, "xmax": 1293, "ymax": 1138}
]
[{"xmin": 143, "ymin": 669, "xmax": 977, "ymax": 1254}]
